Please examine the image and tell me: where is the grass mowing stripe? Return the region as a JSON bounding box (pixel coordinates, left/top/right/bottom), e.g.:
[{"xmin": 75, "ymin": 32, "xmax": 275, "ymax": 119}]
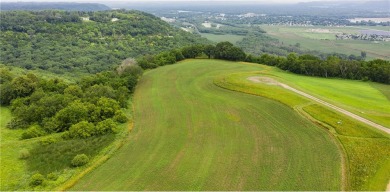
[{"xmin": 71, "ymin": 59, "xmax": 341, "ymax": 190}]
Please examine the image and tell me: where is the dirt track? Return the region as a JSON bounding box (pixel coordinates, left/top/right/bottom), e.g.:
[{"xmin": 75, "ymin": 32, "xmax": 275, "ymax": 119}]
[{"xmin": 247, "ymin": 76, "xmax": 390, "ymax": 135}]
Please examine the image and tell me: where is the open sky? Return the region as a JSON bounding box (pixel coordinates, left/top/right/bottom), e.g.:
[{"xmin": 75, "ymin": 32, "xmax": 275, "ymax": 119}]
[{"xmin": 2, "ymin": 0, "xmax": 365, "ymax": 3}]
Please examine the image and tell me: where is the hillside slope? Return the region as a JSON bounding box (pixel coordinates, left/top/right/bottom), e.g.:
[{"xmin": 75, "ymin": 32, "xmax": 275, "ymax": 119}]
[
  {"xmin": 0, "ymin": 10, "xmax": 210, "ymax": 73},
  {"xmin": 71, "ymin": 59, "xmax": 341, "ymax": 190}
]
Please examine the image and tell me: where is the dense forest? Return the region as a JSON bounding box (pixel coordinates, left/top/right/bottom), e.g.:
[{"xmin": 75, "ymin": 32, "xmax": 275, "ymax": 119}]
[{"xmin": 0, "ymin": 10, "xmax": 210, "ymax": 74}]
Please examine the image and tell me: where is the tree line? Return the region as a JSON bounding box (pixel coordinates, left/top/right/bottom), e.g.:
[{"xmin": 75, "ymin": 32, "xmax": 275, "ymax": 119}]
[
  {"xmin": 137, "ymin": 42, "xmax": 389, "ymax": 84},
  {"xmin": 136, "ymin": 42, "xmax": 246, "ymax": 69},
  {"xmin": 246, "ymin": 53, "xmax": 389, "ymax": 84}
]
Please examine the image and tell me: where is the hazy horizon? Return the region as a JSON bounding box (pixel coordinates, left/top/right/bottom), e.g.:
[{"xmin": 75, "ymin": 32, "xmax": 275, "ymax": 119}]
[{"xmin": 1, "ymin": 0, "xmax": 372, "ymax": 4}]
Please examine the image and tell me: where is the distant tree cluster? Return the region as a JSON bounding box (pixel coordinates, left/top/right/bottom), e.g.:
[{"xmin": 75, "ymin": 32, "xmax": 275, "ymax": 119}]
[
  {"xmin": 136, "ymin": 42, "xmax": 246, "ymax": 69},
  {"xmin": 246, "ymin": 53, "xmax": 390, "ymax": 84},
  {"xmin": 0, "ymin": 10, "xmax": 210, "ymax": 74},
  {"xmin": 0, "ymin": 64, "xmax": 143, "ymax": 139}
]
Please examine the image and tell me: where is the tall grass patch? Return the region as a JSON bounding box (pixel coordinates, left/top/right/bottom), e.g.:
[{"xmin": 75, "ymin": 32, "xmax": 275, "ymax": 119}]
[{"xmin": 27, "ymin": 135, "xmax": 115, "ymax": 175}]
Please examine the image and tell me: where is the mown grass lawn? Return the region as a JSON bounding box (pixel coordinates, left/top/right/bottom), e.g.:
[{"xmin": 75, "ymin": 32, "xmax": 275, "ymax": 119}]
[
  {"xmin": 213, "ymin": 66, "xmax": 389, "ymax": 190},
  {"xmin": 268, "ymin": 68, "xmax": 390, "ymax": 128},
  {"xmin": 71, "ymin": 59, "xmax": 341, "ymax": 190}
]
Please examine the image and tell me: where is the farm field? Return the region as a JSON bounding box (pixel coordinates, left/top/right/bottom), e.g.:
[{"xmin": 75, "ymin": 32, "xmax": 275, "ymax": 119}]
[
  {"xmin": 71, "ymin": 59, "xmax": 342, "ymax": 190},
  {"xmin": 260, "ymin": 25, "xmax": 390, "ymax": 60},
  {"xmin": 266, "ymin": 69, "xmax": 390, "ymax": 128},
  {"xmin": 200, "ymin": 33, "xmax": 245, "ymax": 44},
  {"xmin": 213, "ymin": 66, "xmax": 390, "ymax": 190}
]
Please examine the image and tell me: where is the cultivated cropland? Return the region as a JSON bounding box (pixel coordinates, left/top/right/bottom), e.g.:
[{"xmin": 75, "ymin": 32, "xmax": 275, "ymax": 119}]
[{"xmin": 0, "ymin": 1, "xmax": 389, "ymax": 191}]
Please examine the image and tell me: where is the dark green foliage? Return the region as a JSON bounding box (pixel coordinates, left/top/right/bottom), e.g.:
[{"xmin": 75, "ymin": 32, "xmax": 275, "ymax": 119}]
[
  {"xmin": 181, "ymin": 45, "xmax": 204, "ymax": 59},
  {"xmin": 0, "ymin": 10, "xmax": 210, "ymax": 73},
  {"xmin": 6, "ymin": 118, "xmax": 28, "ymax": 129},
  {"xmin": 96, "ymin": 118, "xmax": 117, "ymax": 134},
  {"xmin": 246, "ymin": 53, "xmax": 390, "ymax": 84},
  {"xmin": 29, "ymin": 173, "xmax": 45, "ymax": 186},
  {"xmin": 214, "ymin": 42, "xmax": 246, "ymax": 61},
  {"xmin": 69, "ymin": 121, "xmax": 95, "ymax": 139},
  {"xmin": 0, "ymin": 68, "xmax": 13, "ymax": 83},
  {"xmin": 2, "ymin": 65, "xmax": 138, "ymax": 141},
  {"xmin": 55, "ymin": 100, "xmax": 89, "ymax": 131},
  {"xmin": 0, "ymin": 73, "xmax": 38, "ymax": 105},
  {"xmin": 64, "ymin": 85, "xmax": 84, "ymax": 98},
  {"xmin": 21, "ymin": 124, "xmax": 47, "ymax": 139},
  {"xmin": 114, "ymin": 110, "xmax": 128, "ymax": 123},
  {"xmin": 96, "ymin": 97, "xmax": 120, "ymax": 120},
  {"xmin": 39, "ymin": 137, "xmax": 58, "ymax": 146},
  {"xmin": 71, "ymin": 154, "xmax": 89, "ymax": 167},
  {"xmin": 46, "ymin": 172, "xmax": 58, "ymax": 181}
]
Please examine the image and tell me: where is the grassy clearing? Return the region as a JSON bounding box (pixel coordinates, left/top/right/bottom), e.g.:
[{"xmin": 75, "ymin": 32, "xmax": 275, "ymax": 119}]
[
  {"xmin": 0, "ymin": 106, "xmax": 28, "ymax": 191},
  {"xmin": 371, "ymin": 82, "xmax": 390, "ymax": 100},
  {"xmin": 72, "ymin": 59, "xmax": 341, "ymax": 190},
  {"xmin": 267, "ymin": 68, "xmax": 390, "ymax": 128},
  {"xmin": 200, "ymin": 33, "xmax": 245, "ymax": 44},
  {"xmin": 260, "ymin": 25, "xmax": 390, "ymax": 60},
  {"xmin": 212, "ymin": 66, "xmax": 389, "ymax": 190},
  {"xmin": 0, "ymin": 101, "xmax": 133, "ymax": 190}
]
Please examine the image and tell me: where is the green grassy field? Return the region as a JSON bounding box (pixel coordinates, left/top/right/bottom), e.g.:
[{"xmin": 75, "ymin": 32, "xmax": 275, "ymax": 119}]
[
  {"xmin": 212, "ymin": 66, "xmax": 390, "ymax": 190},
  {"xmin": 260, "ymin": 25, "xmax": 390, "ymax": 60},
  {"xmin": 71, "ymin": 59, "xmax": 342, "ymax": 190},
  {"xmin": 267, "ymin": 69, "xmax": 390, "ymax": 128},
  {"xmin": 200, "ymin": 33, "xmax": 245, "ymax": 44},
  {"xmin": 0, "ymin": 107, "xmax": 30, "ymax": 190}
]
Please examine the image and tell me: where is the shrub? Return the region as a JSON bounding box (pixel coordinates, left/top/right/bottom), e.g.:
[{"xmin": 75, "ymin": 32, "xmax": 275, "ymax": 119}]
[
  {"xmin": 29, "ymin": 173, "xmax": 45, "ymax": 186},
  {"xmin": 47, "ymin": 172, "xmax": 58, "ymax": 181},
  {"xmin": 19, "ymin": 148, "xmax": 30, "ymax": 159},
  {"xmin": 61, "ymin": 131, "xmax": 71, "ymax": 140},
  {"xmin": 95, "ymin": 118, "xmax": 117, "ymax": 135},
  {"xmin": 71, "ymin": 154, "xmax": 89, "ymax": 167},
  {"xmin": 39, "ymin": 137, "xmax": 58, "ymax": 146},
  {"xmin": 69, "ymin": 121, "xmax": 95, "ymax": 138},
  {"xmin": 113, "ymin": 110, "xmax": 128, "ymax": 123},
  {"xmin": 21, "ymin": 124, "xmax": 47, "ymax": 139},
  {"xmin": 6, "ymin": 118, "xmax": 28, "ymax": 129}
]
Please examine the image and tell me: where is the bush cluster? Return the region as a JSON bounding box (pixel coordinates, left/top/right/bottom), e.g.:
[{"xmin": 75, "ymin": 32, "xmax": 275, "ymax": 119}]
[
  {"xmin": 1, "ymin": 65, "xmax": 138, "ymax": 139},
  {"xmin": 71, "ymin": 154, "xmax": 89, "ymax": 167}
]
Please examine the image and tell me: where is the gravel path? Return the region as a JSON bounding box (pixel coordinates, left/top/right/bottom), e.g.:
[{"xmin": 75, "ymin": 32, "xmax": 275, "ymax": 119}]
[{"xmin": 247, "ymin": 76, "xmax": 390, "ymax": 135}]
